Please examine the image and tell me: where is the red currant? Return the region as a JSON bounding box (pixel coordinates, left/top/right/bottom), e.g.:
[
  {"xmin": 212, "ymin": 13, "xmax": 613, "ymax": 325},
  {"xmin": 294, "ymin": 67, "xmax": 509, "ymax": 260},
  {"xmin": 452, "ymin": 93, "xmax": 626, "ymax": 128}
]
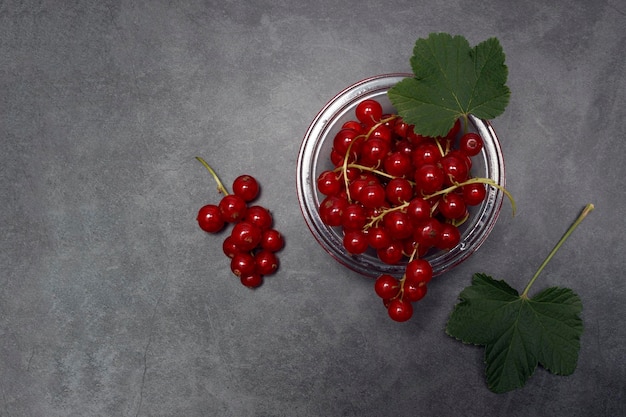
[
  {"xmin": 387, "ymin": 298, "xmax": 413, "ymax": 322},
  {"xmin": 230, "ymin": 221, "xmax": 263, "ymax": 252},
  {"xmin": 219, "ymin": 194, "xmax": 247, "ymax": 223},
  {"xmin": 230, "ymin": 252, "xmax": 256, "ymax": 277},
  {"xmin": 374, "ymin": 274, "xmax": 400, "ymax": 299},
  {"xmin": 414, "ymin": 164, "xmax": 445, "ymax": 194},
  {"xmin": 385, "ymin": 177, "xmax": 414, "ymax": 205},
  {"xmin": 260, "ymin": 229, "xmax": 284, "ymax": 252},
  {"xmin": 232, "ymin": 175, "xmax": 259, "ymax": 202},
  {"xmin": 355, "ymin": 99, "xmax": 383, "ymax": 126},
  {"xmin": 197, "ymin": 204, "xmax": 225, "ymax": 233},
  {"xmin": 342, "ymin": 230, "xmax": 369, "ymax": 255},
  {"xmin": 245, "ymin": 205, "xmax": 273, "ymax": 230},
  {"xmin": 459, "ymin": 132, "xmax": 484, "ymax": 156},
  {"xmin": 439, "ymin": 193, "xmax": 468, "ymax": 220},
  {"xmin": 254, "ymin": 250, "xmax": 279, "ymax": 275},
  {"xmin": 403, "ymin": 281, "xmax": 428, "ymax": 302},
  {"xmin": 405, "ymin": 258, "xmax": 433, "ymax": 284},
  {"xmin": 317, "ymin": 170, "xmax": 343, "ymax": 196},
  {"xmin": 319, "ymin": 195, "xmax": 348, "ymax": 227},
  {"xmin": 462, "ymin": 182, "xmax": 487, "ymax": 206},
  {"xmin": 240, "ymin": 273, "xmax": 263, "ymax": 288},
  {"xmin": 437, "ymin": 223, "xmax": 461, "ymax": 250}
]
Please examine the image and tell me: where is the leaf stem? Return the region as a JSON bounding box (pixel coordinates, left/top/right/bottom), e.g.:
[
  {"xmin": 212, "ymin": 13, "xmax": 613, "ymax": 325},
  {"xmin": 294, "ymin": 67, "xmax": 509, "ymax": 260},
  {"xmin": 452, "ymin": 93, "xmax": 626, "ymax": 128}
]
[
  {"xmin": 521, "ymin": 203, "xmax": 595, "ymax": 298},
  {"xmin": 195, "ymin": 156, "xmax": 229, "ymax": 195}
]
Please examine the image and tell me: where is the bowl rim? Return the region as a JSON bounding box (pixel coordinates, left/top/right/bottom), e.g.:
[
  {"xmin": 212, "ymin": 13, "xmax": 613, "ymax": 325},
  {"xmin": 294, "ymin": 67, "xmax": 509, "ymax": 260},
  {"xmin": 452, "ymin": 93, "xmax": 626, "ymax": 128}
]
[{"xmin": 296, "ymin": 73, "xmax": 505, "ymax": 278}]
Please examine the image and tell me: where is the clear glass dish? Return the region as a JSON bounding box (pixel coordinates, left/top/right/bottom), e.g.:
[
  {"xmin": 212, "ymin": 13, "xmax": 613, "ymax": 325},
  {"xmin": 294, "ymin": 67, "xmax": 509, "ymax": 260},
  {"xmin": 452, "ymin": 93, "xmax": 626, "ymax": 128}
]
[{"xmin": 296, "ymin": 74, "xmax": 505, "ymax": 278}]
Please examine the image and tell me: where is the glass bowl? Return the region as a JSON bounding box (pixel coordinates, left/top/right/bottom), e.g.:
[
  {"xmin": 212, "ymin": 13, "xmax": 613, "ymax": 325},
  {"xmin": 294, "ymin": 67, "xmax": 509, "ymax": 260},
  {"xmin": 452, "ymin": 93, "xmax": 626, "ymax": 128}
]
[{"xmin": 296, "ymin": 74, "xmax": 505, "ymax": 278}]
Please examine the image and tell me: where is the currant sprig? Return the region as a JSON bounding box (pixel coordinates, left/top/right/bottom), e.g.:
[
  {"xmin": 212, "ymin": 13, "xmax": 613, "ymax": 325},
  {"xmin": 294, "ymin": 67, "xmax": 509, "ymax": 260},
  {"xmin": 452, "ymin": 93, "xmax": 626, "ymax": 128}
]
[{"xmin": 195, "ymin": 157, "xmax": 284, "ymax": 288}]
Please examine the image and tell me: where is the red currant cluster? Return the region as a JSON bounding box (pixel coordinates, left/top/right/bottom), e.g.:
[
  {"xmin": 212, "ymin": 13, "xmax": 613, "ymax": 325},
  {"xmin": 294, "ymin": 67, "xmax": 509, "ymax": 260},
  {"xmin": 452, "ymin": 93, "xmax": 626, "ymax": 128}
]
[
  {"xmin": 316, "ymin": 99, "xmax": 492, "ymax": 322},
  {"xmin": 196, "ymin": 158, "xmax": 284, "ymax": 288}
]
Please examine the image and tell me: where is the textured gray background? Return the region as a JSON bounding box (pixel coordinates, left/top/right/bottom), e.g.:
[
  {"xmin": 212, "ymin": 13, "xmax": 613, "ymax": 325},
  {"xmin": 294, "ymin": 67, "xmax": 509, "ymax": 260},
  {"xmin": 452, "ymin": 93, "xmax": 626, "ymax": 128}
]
[{"xmin": 1, "ymin": 0, "xmax": 624, "ymax": 416}]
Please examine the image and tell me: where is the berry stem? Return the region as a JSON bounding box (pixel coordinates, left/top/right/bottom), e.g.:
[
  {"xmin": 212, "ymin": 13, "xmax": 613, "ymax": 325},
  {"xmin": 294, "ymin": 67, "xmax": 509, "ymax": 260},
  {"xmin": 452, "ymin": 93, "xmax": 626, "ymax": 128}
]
[
  {"xmin": 196, "ymin": 156, "xmax": 230, "ymax": 195},
  {"xmin": 521, "ymin": 203, "xmax": 594, "ymax": 299},
  {"xmin": 423, "ymin": 177, "xmax": 517, "ymax": 215}
]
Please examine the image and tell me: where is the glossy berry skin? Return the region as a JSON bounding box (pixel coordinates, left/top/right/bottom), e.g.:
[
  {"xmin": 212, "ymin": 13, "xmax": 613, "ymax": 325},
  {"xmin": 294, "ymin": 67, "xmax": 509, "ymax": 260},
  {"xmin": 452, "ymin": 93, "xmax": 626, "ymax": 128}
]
[
  {"xmin": 366, "ymin": 227, "xmax": 392, "ymax": 250},
  {"xmin": 437, "ymin": 223, "xmax": 461, "ymax": 250},
  {"xmin": 403, "ymin": 281, "xmax": 428, "ymax": 302},
  {"xmin": 240, "ymin": 273, "xmax": 263, "ymax": 288},
  {"xmin": 219, "ymin": 194, "xmax": 248, "ymax": 223},
  {"xmin": 382, "ymin": 211, "xmax": 414, "ymax": 240},
  {"xmin": 254, "ymin": 250, "xmax": 279, "ymax": 275},
  {"xmin": 374, "ymin": 274, "xmax": 400, "ymax": 299},
  {"xmin": 230, "ymin": 252, "xmax": 256, "ymax": 277},
  {"xmin": 439, "ymin": 193, "xmax": 468, "ymax": 220},
  {"xmin": 197, "ymin": 204, "xmax": 225, "ymax": 233},
  {"xmin": 222, "ymin": 235, "xmax": 240, "ymax": 258},
  {"xmin": 387, "ymin": 298, "xmax": 413, "ymax": 322},
  {"xmin": 260, "ymin": 229, "xmax": 284, "ymax": 252},
  {"xmin": 404, "ymin": 259, "xmax": 433, "ymax": 284},
  {"xmin": 440, "ymin": 153, "xmax": 469, "ymax": 186},
  {"xmin": 342, "ymin": 230, "xmax": 369, "ymax": 255},
  {"xmin": 319, "ymin": 195, "xmax": 348, "ymax": 227},
  {"xmin": 232, "ymin": 175, "xmax": 260, "ymax": 202},
  {"xmin": 230, "ymin": 221, "xmax": 262, "ymax": 252},
  {"xmin": 462, "ymin": 183, "xmax": 487, "ymax": 206},
  {"xmin": 341, "ymin": 203, "xmax": 368, "ymax": 231},
  {"xmin": 414, "ymin": 164, "xmax": 445, "ymax": 194},
  {"xmin": 385, "ymin": 177, "xmax": 414, "ymax": 205},
  {"xmin": 317, "ymin": 170, "xmax": 343, "ymax": 196},
  {"xmin": 377, "ymin": 241, "xmax": 405, "ymax": 265},
  {"xmin": 355, "ymin": 99, "xmax": 383, "ymax": 126},
  {"xmin": 357, "ymin": 183, "xmax": 387, "ymax": 209},
  {"xmin": 459, "ymin": 132, "xmax": 483, "ymax": 156},
  {"xmin": 245, "ymin": 205, "xmax": 273, "ymax": 230}
]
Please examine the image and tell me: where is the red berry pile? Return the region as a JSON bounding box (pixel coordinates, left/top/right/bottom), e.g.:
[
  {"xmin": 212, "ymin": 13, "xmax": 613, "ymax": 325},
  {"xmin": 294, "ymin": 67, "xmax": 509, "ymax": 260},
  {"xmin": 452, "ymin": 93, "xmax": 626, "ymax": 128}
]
[
  {"xmin": 196, "ymin": 157, "xmax": 284, "ymax": 288},
  {"xmin": 316, "ymin": 98, "xmax": 493, "ymax": 322}
]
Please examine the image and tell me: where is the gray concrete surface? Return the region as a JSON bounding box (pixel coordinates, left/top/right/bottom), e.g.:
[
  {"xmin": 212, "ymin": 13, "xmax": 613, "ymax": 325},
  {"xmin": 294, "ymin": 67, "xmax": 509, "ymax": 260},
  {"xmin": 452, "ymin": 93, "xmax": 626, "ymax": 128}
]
[{"xmin": 1, "ymin": 0, "xmax": 624, "ymax": 416}]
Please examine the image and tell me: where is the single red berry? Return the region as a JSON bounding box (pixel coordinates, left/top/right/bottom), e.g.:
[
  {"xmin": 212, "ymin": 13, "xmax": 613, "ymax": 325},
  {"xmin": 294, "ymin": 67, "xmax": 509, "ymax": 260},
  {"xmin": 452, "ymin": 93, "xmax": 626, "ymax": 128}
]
[
  {"xmin": 462, "ymin": 182, "xmax": 487, "ymax": 206},
  {"xmin": 382, "ymin": 211, "xmax": 414, "ymax": 240},
  {"xmin": 319, "ymin": 195, "xmax": 348, "ymax": 227},
  {"xmin": 357, "ymin": 183, "xmax": 387, "ymax": 209},
  {"xmin": 366, "ymin": 226, "xmax": 392, "ymax": 250},
  {"xmin": 437, "ymin": 223, "xmax": 461, "ymax": 250},
  {"xmin": 406, "ymin": 198, "xmax": 432, "ymax": 224},
  {"xmin": 414, "ymin": 164, "xmax": 445, "ymax": 194},
  {"xmin": 440, "ymin": 154, "xmax": 469, "ymax": 186},
  {"xmin": 240, "ymin": 273, "xmax": 263, "ymax": 288},
  {"xmin": 377, "ymin": 241, "xmax": 405, "ymax": 265},
  {"xmin": 254, "ymin": 250, "xmax": 279, "ymax": 275},
  {"xmin": 385, "ymin": 177, "xmax": 414, "ymax": 205},
  {"xmin": 387, "ymin": 298, "xmax": 413, "ymax": 322},
  {"xmin": 412, "ymin": 141, "xmax": 442, "ymax": 167},
  {"xmin": 374, "ymin": 274, "xmax": 400, "ymax": 299},
  {"xmin": 359, "ymin": 138, "xmax": 390, "ymax": 167},
  {"xmin": 230, "ymin": 221, "xmax": 263, "ymax": 252},
  {"xmin": 405, "ymin": 259, "xmax": 433, "ymax": 284},
  {"xmin": 439, "ymin": 193, "xmax": 468, "ymax": 220},
  {"xmin": 342, "ymin": 229, "xmax": 369, "ymax": 255},
  {"xmin": 197, "ymin": 204, "xmax": 225, "ymax": 233},
  {"xmin": 341, "ymin": 203, "xmax": 368, "ymax": 231},
  {"xmin": 317, "ymin": 170, "xmax": 343, "ymax": 196},
  {"xmin": 230, "ymin": 252, "xmax": 256, "ymax": 277},
  {"xmin": 219, "ymin": 194, "xmax": 247, "ymax": 223},
  {"xmin": 459, "ymin": 132, "xmax": 484, "ymax": 156},
  {"xmin": 222, "ymin": 235, "xmax": 241, "ymax": 258},
  {"xmin": 245, "ymin": 205, "xmax": 273, "ymax": 230},
  {"xmin": 355, "ymin": 99, "xmax": 383, "ymax": 126},
  {"xmin": 232, "ymin": 175, "xmax": 260, "ymax": 202},
  {"xmin": 260, "ymin": 229, "xmax": 284, "ymax": 252},
  {"xmin": 403, "ymin": 281, "xmax": 428, "ymax": 302}
]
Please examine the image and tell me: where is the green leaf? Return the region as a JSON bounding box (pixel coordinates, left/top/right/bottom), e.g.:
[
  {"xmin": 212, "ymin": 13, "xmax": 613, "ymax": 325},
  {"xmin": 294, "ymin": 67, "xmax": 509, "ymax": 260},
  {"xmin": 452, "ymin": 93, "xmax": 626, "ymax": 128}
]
[
  {"xmin": 387, "ymin": 33, "xmax": 510, "ymax": 137},
  {"xmin": 446, "ymin": 273, "xmax": 583, "ymax": 393}
]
